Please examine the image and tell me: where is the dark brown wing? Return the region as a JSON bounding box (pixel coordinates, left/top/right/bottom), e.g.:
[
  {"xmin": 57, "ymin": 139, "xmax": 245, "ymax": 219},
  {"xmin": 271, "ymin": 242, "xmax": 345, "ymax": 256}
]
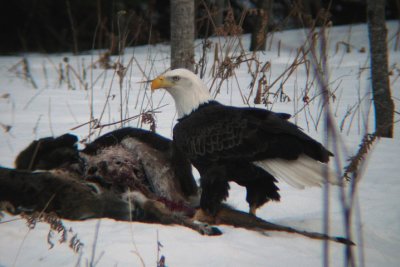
[{"xmin": 173, "ymin": 102, "xmax": 332, "ymax": 165}]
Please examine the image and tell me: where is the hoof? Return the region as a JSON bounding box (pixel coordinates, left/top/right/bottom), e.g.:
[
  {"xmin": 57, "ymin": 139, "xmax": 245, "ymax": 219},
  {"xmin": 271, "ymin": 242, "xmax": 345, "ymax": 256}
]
[{"xmin": 195, "ymin": 222, "xmax": 222, "ymax": 236}]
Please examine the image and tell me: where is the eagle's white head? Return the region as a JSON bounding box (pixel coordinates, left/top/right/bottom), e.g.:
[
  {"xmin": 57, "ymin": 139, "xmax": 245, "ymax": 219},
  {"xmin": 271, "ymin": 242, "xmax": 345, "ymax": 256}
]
[{"xmin": 151, "ymin": 69, "xmax": 212, "ymax": 118}]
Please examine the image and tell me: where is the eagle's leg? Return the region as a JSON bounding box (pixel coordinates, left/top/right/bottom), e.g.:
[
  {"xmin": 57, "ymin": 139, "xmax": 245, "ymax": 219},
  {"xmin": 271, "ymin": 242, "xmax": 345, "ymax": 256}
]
[
  {"xmin": 245, "ymin": 178, "xmax": 281, "ymax": 216},
  {"xmin": 229, "ymin": 164, "xmax": 281, "ymax": 216},
  {"xmin": 244, "ymin": 181, "xmax": 276, "ymax": 216},
  {"xmin": 199, "ymin": 166, "xmax": 230, "ymax": 216},
  {"xmin": 249, "ymin": 205, "xmax": 258, "ymax": 216}
]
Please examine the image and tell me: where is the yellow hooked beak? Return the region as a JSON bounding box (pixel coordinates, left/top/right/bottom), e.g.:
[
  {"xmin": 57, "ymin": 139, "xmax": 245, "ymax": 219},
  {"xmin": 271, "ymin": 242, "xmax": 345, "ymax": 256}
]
[{"xmin": 151, "ymin": 75, "xmax": 174, "ymax": 91}]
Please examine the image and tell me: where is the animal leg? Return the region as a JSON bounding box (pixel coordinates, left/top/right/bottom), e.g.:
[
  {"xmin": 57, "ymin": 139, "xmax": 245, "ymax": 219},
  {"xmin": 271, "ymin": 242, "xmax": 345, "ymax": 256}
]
[
  {"xmin": 124, "ymin": 191, "xmax": 221, "ymax": 235},
  {"xmin": 0, "ymin": 167, "xmax": 130, "ymax": 220},
  {"xmin": 228, "ymin": 163, "xmax": 280, "ymax": 215},
  {"xmin": 213, "ymin": 205, "xmax": 354, "ymax": 245},
  {"xmin": 199, "ymin": 166, "xmax": 230, "ymax": 216}
]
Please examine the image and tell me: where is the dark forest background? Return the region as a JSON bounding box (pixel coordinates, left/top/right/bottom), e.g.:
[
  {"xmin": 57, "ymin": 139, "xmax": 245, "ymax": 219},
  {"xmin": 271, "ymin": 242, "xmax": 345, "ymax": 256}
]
[{"xmin": 0, "ymin": 0, "xmax": 398, "ymax": 54}]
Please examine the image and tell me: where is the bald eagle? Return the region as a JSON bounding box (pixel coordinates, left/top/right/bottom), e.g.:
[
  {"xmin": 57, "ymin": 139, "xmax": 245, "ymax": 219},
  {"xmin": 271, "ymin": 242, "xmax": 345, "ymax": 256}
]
[{"xmin": 151, "ymin": 69, "xmax": 338, "ymax": 216}]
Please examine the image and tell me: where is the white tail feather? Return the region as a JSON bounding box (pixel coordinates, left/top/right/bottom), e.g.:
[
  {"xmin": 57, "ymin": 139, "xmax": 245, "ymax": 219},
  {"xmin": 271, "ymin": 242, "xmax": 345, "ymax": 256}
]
[{"xmin": 254, "ymin": 155, "xmax": 339, "ymax": 189}]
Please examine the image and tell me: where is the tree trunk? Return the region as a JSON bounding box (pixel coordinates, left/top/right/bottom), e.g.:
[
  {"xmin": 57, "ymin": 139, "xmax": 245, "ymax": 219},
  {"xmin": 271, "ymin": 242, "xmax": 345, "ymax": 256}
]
[
  {"xmin": 170, "ymin": 0, "xmax": 195, "ymax": 71},
  {"xmin": 250, "ymin": 0, "xmax": 274, "ymax": 51},
  {"xmin": 367, "ymin": 0, "xmax": 395, "ymax": 138},
  {"xmin": 214, "ymin": 0, "xmax": 225, "ymax": 28},
  {"xmin": 299, "ymin": 0, "xmax": 322, "ymax": 26}
]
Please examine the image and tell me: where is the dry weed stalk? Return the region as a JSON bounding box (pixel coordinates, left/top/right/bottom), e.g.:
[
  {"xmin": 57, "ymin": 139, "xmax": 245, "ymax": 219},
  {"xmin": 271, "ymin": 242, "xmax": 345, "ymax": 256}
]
[
  {"xmin": 8, "ymin": 58, "xmax": 38, "ymax": 89},
  {"xmin": 63, "ymin": 57, "xmax": 89, "ymax": 90},
  {"xmin": 0, "ymin": 122, "xmax": 11, "ymax": 133},
  {"xmin": 343, "ymin": 133, "xmax": 378, "ymax": 182},
  {"xmin": 21, "ymin": 212, "xmax": 84, "ymax": 253},
  {"xmin": 306, "ymin": 14, "xmax": 373, "ymax": 266},
  {"xmin": 0, "ymin": 96, "xmax": 12, "ymax": 133}
]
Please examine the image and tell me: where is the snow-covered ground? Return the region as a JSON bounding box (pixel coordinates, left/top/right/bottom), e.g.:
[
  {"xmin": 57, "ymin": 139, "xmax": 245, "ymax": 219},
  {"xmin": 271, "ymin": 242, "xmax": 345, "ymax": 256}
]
[{"xmin": 1, "ymin": 22, "xmax": 400, "ymax": 266}]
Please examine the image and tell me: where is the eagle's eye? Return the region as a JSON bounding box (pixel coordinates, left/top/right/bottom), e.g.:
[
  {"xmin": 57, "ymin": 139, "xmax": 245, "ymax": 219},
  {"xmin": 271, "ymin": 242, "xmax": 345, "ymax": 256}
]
[{"xmin": 172, "ymin": 76, "xmax": 180, "ymax": 82}]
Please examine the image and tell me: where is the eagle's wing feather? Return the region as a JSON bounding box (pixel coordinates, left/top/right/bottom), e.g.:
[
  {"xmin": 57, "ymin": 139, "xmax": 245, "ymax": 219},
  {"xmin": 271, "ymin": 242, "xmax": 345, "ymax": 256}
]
[{"xmin": 173, "ymin": 104, "xmax": 331, "ymax": 164}]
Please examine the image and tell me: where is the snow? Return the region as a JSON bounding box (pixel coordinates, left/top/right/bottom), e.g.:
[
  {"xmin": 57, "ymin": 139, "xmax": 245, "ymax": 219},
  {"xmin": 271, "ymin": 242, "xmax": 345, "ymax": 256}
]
[{"xmin": 1, "ymin": 22, "xmax": 400, "ymax": 266}]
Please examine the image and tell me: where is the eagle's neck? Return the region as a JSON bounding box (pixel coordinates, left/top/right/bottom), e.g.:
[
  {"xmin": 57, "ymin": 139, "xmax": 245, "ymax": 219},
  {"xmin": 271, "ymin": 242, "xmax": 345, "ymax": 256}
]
[
  {"xmin": 169, "ymin": 81, "xmax": 212, "ymax": 118},
  {"xmin": 178, "ymin": 101, "xmax": 221, "ymax": 122}
]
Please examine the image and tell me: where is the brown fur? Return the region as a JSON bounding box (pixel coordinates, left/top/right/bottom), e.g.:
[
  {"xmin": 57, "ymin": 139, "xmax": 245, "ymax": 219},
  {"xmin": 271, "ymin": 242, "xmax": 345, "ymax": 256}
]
[{"xmin": 0, "ymin": 130, "xmax": 353, "ymax": 243}]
